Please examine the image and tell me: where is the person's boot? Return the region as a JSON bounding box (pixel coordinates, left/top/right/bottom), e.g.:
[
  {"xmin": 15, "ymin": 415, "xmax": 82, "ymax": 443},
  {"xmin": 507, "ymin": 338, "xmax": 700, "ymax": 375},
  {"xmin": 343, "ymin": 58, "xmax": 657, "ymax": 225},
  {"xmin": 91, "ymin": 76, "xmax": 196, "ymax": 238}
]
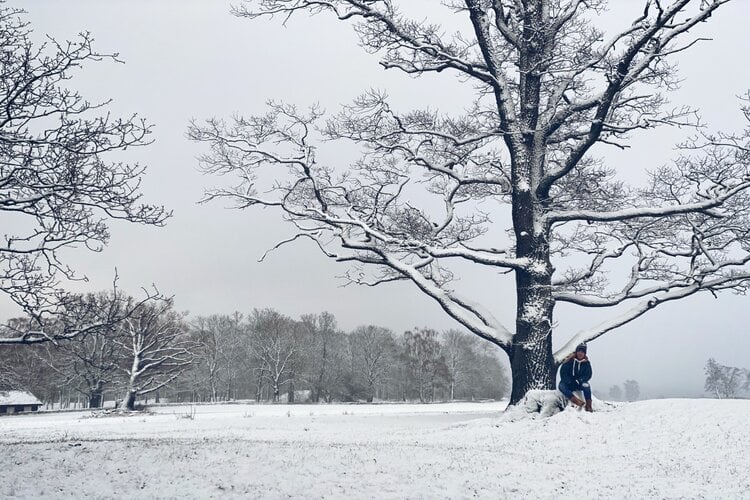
[
  {"xmin": 569, "ymin": 395, "xmax": 584, "ymax": 407},
  {"xmin": 585, "ymin": 400, "xmax": 593, "ymax": 412}
]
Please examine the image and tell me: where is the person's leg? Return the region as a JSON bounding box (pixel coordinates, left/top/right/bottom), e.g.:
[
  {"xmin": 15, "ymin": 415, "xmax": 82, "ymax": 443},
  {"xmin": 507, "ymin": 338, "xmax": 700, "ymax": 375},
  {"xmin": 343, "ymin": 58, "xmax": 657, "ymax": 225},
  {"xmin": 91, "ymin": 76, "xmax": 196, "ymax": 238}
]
[
  {"xmin": 580, "ymin": 382, "xmax": 592, "ymax": 401},
  {"xmin": 558, "ymin": 380, "xmax": 573, "ymax": 398},
  {"xmin": 580, "ymin": 382, "xmax": 593, "ymax": 412},
  {"xmin": 559, "ymin": 381, "xmax": 584, "ymax": 406}
]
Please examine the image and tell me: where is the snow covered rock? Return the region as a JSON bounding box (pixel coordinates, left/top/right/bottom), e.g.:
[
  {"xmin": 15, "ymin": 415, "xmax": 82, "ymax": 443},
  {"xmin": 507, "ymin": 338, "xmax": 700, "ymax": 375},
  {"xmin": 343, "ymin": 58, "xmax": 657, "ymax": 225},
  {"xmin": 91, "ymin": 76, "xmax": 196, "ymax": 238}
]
[
  {"xmin": 522, "ymin": 389, "xmax": 567, "ymax": 417},
  {"xmin": 519, "ymin": 390, "xmax": 615, "ymax": 418}
]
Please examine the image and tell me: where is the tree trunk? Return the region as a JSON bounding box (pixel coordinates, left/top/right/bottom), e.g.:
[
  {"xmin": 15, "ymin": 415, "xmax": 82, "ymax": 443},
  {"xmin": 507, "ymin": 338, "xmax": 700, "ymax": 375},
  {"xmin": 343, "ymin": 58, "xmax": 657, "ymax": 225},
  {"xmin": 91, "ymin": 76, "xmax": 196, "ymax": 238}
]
[
  {"xmin": 509, "ymin": 230, "xmax": 556, "ymax": 404},
  {"xmin": 89, "ymin": 390, "xmax": 103, "ymax": 408},
  {"xmin": 366, "ymin": 380, "xmax": 374, "ymax": 403},
  {"xmin": 121, "ymin": 391, "xmax": 136, "ymax": 411},
  {"xmin": 417, "ymin": 365, "xmax": 425, "ymax": 403},
  {"xmin": 313, "ymin": 342, "xmax": 327, "ymax": 403},
  {"xmin": 502, "ymin": 0, "xmax": 557, "ymax": 406},
  {"xmin": 507, "ymin": 205, "xmax": 558, "ymax": 405},
  {"xmin": 121, "ymin": 351, "xmax": 142, "ymax": 410},
  {"xmin": 255, "ymin": 372, "xmax": 263, "ymax": 402},
  {"xmin": 508, "ymin": 340, "xmax": 556, "ymax": 404}
]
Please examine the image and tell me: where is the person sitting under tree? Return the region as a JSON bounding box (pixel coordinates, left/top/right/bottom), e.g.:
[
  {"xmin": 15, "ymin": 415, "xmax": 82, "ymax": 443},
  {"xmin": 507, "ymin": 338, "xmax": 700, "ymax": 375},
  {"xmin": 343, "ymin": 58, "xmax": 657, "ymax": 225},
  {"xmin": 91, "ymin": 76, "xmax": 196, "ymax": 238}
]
[{"xmin": 558, "ymin": 343, "xmax": 593, "ymax": 412}]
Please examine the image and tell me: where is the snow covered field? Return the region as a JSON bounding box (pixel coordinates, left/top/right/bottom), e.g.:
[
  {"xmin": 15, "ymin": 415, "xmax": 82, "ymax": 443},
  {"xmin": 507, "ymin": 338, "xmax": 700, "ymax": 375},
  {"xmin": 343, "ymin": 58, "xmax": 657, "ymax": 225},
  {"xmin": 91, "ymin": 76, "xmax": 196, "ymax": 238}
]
[{"xmin": 1, "ymin": 399, "xmax": 748, "ymax": 499}]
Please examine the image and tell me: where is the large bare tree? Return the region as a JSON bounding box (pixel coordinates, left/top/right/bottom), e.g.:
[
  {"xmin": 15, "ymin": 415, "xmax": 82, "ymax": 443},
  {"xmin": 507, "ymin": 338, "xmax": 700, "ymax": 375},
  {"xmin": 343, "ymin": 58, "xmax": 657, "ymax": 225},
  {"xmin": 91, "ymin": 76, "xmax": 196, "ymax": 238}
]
[
  {"xmin": 33, "ymin": 292, "xmax": 127, "ymax": 408},
  {"xmin": 116, "ymin": 298, "xmax": 194, "ymax": 410},
  {"xmin": 191, "ymin": 0, "xmax": 750, "ymax": 404},
  {"xmin": 0, "ymin": 3, "xmax": 169, "ymax": 343}
]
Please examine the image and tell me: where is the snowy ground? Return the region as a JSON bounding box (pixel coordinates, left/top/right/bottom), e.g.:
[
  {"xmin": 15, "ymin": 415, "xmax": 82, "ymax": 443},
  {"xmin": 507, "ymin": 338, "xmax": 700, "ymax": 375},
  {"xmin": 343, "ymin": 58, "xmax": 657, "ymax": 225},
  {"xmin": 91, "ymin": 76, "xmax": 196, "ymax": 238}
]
[{"xmin": 1, "ymin": 399, "xmax": 748, "ymax": 499}]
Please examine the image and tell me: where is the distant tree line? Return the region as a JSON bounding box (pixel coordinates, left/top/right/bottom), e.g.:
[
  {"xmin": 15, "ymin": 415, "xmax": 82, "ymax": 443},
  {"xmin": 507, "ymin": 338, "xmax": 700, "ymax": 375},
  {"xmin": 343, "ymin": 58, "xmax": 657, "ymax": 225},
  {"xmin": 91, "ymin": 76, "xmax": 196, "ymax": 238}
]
[
  {"xmin": 704, "ymin": 359, "xmax": 749, "ymax": 399},
  {"xmin": 607, "ymin": 380, "xmax": 641, "ymax": 402},
  {"xmin": 0, "ymin": 292, "xmax": 509, "ymax": 409}
]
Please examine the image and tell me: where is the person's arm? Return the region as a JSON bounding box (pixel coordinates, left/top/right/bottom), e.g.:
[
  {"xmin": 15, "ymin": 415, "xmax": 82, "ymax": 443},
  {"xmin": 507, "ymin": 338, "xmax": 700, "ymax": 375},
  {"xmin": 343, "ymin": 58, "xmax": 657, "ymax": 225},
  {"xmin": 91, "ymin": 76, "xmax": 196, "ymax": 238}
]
[{"xmin": 580, "ymin": 362, "xmax": 592, "ymax": 383}]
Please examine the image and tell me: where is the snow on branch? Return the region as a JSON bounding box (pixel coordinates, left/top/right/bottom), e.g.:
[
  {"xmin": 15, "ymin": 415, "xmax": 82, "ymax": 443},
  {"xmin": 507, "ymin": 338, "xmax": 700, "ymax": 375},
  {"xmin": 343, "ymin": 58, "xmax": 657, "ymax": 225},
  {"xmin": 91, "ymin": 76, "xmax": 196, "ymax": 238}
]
[
  {"xmin": 0, "ymin": 5, "xmax": 170, "ymax": 320},
  {"xmin": 550, "ymin": 119, "xmax": 750, "ymax": 355},
  {"xmin": 233, "ymin": 1, "xmax": 499, "ymax": 83},
  {"xmin": 554, "ymin": 270, "xmax": 750, "ymax": 362},
  {"xmin": 539, "ymin": 0, "xmax": 731, "ymax": 196},
  {"xmin": 549, "ymin": 123, "xmax": 750, "ymax": 224},
  {"xmin": 189, "ymin": 101, "xmax": 522, "ymax": 266},
  {"xmin": 190, "ymin": 98, "xmax": 518, "ymax": 347},
  {"xmin": 0, "ymin": 275, "xmax": 168, "ymax": 346},
  {"xmin": 548, "ymin": 181, "xmax": 750, "ymax": 224}
]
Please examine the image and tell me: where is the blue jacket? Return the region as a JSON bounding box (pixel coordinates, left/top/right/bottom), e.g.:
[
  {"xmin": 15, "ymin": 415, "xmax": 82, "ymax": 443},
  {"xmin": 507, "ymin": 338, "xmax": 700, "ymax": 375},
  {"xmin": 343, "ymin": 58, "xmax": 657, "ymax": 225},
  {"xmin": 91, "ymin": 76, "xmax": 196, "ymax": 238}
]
[{"xmin": 559, "ymin": 355, "xmax": 592, "ymax": 386}]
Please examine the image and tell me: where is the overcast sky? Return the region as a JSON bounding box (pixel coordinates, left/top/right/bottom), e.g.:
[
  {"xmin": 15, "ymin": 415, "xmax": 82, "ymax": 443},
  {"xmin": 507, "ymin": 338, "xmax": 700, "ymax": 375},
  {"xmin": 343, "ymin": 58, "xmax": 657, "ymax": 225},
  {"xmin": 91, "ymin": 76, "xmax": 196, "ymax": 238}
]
[{"xmin": 10, "ymin": 0, "xmax": 750, "ymax": 398}]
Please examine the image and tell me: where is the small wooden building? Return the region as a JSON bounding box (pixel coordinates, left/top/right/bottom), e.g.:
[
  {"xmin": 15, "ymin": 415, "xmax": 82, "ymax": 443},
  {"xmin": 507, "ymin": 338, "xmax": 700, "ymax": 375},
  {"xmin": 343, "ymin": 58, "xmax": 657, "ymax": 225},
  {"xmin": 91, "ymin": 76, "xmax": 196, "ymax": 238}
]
[{"xmin": 0, "ymin": 390, "xmax": 42, "ymax": 415}]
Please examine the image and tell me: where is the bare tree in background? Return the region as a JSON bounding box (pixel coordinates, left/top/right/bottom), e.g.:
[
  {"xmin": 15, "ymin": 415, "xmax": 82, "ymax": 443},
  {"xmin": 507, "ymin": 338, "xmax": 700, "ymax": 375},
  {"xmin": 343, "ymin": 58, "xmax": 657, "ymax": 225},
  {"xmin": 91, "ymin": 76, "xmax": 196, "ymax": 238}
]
[
  {"xmin": 608, "ymin": 385, "xmax": 623, "ymax": 402},
  {"xmin": 441, "ymin": 329, "xmax": 510, "ymax": 401},
  {"xmin": 192, "ymin": 0, "xmax": 750, "ymax": 404},
  {"xmin": 349, "ymin": 325, "xmax": 397, "ymax": 402},
  {"xmin": 39, "ymin": 292, "xmax": 127, "ymax": 408},
  {"xmin": 248, "ymin": 308, "xmax": 298, "ymax": 402},
  {"xmin": 117, "ymin": 298, "xmax": 194, "ymax": 410},
  {"xmin": 300, "ymin": 312, "xmax": 344, "ymax": 402},
  {"xmin": 191, "ymin": 313, "xmax": 244, "ymax": 402},
  {"xmin": 403, "ymin": 328, "xmax": 450, "ymax": 403},
  {"xmin": 191, "ymin": 317, "xmax": 221, "ymax": 402},
  {"xmin": 704, "ymin": 358, "xmax": 745, "ymax": 398},
  {"xmin": 442, "ymin": 329, "xmax": 472, "ymax": 401},
  {"xmin": 623, "ymin": 379, "xmax": 641, "ymax": 402},
  {"xmin": 0, "ymin": 3, "xmax": 169, "ymax": 344}
]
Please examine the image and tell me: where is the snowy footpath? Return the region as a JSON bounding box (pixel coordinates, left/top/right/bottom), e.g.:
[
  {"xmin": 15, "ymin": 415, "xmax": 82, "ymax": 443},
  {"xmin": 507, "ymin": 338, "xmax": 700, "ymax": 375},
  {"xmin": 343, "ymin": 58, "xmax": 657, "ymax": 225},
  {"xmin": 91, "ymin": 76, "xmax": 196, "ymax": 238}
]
[{"xmin": 1, "ymin": 399, "xmax": 748, "ymax": 499}]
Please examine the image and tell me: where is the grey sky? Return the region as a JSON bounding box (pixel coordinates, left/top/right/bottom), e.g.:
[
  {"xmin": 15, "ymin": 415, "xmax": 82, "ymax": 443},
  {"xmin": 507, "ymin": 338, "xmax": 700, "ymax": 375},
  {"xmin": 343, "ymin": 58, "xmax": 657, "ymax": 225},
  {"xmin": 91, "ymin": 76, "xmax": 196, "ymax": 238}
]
[{"xmin": 9, "ymin": 0, "xmax": 750, "ymax": 397}]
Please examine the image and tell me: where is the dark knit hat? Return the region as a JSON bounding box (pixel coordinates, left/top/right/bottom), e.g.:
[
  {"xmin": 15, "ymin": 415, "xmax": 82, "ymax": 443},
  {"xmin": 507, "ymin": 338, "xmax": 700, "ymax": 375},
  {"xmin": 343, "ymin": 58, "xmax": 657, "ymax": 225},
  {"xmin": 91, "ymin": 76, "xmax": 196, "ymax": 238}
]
[{"xmin": 575, "ymin": 343, "xmax": 587, "ymax": 353}]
